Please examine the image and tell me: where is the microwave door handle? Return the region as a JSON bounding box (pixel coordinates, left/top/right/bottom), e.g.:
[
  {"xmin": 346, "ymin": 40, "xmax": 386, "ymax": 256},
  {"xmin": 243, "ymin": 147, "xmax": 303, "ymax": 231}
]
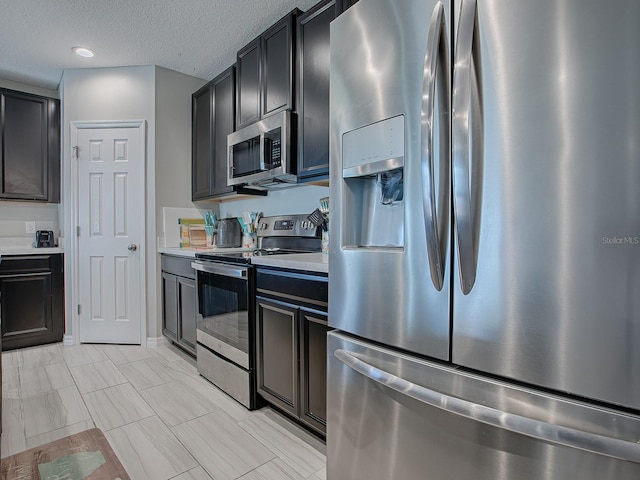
[
  {"xmin": 259, "ymin": 133, "xmax": 266, "ymax": 171},
  {"xmin": 335, "ymin": 349, "xmax": 640, "ymax": 464},
  {"xmin": 421, "ymin": 1, "xmax": 450, "ymax": 292}
]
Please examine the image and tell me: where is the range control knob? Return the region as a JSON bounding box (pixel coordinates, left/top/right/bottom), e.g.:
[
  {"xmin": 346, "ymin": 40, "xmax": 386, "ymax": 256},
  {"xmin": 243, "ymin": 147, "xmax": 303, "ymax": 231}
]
[
  {"xmin": 301, "ymin": 221, "xmax": 308, "ymax": 229},
  {"xmin": 260, "ymin": 223, "xmax": 268, "ymax": 230}
]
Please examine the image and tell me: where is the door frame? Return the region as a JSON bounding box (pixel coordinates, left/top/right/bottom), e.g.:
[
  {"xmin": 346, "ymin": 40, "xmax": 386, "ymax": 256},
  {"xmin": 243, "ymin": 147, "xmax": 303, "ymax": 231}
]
[{"xmin": 67, "ymin": 120, "xmax": 147, "ymax": 345}]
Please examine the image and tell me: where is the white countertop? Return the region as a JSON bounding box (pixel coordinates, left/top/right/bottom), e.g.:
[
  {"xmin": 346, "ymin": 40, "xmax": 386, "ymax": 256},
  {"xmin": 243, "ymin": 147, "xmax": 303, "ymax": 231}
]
[
  {"xmin": 159, "ymin": 248, "xmax": 328, "ymax": 273},
  {"xmin": 0, "ymin": 246, "xmax": 64, "ymax": 255},
  {"xmin": 250, "ymin": 252, "xmax": 328, "ymax": 274},
  {"xmin": 158, "ymin": 246, "xmax": 253, "ymax": 258}
]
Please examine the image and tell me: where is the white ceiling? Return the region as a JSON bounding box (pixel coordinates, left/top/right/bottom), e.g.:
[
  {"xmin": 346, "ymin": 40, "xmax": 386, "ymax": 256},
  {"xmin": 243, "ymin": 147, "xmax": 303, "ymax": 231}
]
[{"xmin": 0, "ymin": 0, "xmax": 320, "ymax": 91}]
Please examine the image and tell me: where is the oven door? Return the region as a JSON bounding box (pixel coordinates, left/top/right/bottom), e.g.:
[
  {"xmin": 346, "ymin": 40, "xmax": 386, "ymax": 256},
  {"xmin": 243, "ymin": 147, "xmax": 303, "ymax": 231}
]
[{"xmin": 192, "ymin": 260, "xmax": 251, "ymax": 369}]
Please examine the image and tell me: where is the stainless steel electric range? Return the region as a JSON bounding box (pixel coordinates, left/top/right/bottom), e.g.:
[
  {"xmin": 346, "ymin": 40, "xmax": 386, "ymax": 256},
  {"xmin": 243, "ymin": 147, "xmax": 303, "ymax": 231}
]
[{"xmin": 192, "ymin": 214, "xmax": 321, "ymax": 409}]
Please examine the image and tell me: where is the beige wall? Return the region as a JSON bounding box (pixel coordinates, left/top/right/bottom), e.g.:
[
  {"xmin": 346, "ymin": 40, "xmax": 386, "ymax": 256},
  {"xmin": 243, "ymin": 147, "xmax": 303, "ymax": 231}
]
[
  {"xmin": 153, "ymin": 66, "xmax": 207, "ymax": 338},
  {"xmin": 60, "ymin": 65, "xmax": 204, "ymax": 342}
]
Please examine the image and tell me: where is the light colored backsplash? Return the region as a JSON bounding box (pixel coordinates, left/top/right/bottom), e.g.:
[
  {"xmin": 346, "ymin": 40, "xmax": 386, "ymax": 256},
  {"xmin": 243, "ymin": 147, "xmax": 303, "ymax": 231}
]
[
  {"xmin": 0, "ymin": 202, "xmax": 60, "ymax": 238},
  {"xmin": 218, "ymin": 185, "xmax": 330, "ymax": 219}
]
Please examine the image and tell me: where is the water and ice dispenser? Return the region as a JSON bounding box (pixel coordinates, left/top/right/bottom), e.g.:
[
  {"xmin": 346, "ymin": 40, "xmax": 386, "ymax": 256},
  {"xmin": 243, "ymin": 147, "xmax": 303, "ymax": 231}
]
[{"xmin": 341, "ymin": 115, "xmax": 405, "ymax": 249}]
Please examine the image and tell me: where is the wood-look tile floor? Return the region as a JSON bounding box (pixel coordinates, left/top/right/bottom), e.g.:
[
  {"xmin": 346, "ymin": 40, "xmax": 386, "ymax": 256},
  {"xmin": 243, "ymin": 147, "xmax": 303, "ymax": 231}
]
[{"xmin": 1, "ymin": 342, "xmax": 326, "ymax": 480}]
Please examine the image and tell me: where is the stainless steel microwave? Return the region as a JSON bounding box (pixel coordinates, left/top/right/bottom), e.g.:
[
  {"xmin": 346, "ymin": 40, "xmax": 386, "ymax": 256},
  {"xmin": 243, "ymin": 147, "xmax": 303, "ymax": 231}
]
[{"xmin": 227, "ymin": 110, "xmax": 295, "ymax": 186}]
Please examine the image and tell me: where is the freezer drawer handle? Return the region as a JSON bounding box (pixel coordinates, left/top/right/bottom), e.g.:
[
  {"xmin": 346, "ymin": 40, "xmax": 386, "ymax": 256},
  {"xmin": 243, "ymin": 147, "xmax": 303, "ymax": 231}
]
[{"xmin": 335, "ymin": 349, "xmax": 640, "ymax": 463}]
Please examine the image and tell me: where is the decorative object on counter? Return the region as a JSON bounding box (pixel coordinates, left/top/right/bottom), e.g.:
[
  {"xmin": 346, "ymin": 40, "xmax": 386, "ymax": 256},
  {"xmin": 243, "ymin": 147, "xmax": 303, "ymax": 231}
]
[
  {"xmin": 178, "ymin": 217, "xmax": 204, "ymax": 248},
  {"xmin": 189, "ymin": 225, "xmax": 206, "ymax": 247}
]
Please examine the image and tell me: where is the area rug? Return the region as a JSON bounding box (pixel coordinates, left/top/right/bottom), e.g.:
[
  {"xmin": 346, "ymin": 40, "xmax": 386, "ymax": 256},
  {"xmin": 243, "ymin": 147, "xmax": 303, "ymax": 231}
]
[{"xmin": 1, "ymin": 428, "xmax": 130, "ymax": 480}]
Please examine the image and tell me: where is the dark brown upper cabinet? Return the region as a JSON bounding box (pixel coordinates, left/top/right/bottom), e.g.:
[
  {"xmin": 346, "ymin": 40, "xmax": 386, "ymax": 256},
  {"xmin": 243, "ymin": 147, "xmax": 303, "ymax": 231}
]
[
  {"xmin": 296, "ymin": 0, "xmax": 338, "ymax": 182},
  {"xmin": 337, "ymin": 0, "xmax": 359, "ymax": 14},
  {"xmin": 0, "ymin": 89, "xmax": 60, "ymax": 202},
  {"xmin": 192, "ymin": 66, "xmax": 236, "ymax": 200},
  {"xmin": 236, "ymin": 40, "xmax": 261, "ymax": 129},
  {"xmin": 236, "ymin": 9, "xmax": 300, "ymax": 130},
  {"xmin": 192, "ymin": 82, "xmax": 213, "ymax": 200}
]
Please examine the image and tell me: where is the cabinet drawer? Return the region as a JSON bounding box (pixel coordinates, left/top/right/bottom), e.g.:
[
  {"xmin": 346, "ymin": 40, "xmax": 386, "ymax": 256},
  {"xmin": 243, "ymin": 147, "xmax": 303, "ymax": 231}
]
[
  {"xmin": 0, "ymin": 254, "xmax": 58, "ymax": 274},
  {"xmin": 256, "ymin": 268, "xmax": 328, "ymax": 311},
  {"xmin": 161, "ymin": 254, "xmax": 195, "ymax": 278}
]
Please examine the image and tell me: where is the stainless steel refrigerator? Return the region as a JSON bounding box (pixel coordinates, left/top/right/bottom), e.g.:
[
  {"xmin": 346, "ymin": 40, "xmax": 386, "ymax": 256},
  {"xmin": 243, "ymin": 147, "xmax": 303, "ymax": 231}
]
[{"xmin": 327, "ymin": 0, "xmax": 640, "ymax": 478}]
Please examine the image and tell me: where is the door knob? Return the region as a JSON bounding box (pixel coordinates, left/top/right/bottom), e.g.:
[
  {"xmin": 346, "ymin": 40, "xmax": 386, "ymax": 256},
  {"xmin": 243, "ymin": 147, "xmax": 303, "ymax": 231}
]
[{"xmin": 128, "ymin": 244, "xmax": 137, "ymax": 251}]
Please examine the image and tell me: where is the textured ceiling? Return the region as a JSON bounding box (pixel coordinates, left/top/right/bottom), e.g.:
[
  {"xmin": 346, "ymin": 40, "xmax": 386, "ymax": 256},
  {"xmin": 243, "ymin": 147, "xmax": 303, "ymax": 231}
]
[{"xmin": 0, "ymin": 0, "xmax": 320, "ymax": 90}]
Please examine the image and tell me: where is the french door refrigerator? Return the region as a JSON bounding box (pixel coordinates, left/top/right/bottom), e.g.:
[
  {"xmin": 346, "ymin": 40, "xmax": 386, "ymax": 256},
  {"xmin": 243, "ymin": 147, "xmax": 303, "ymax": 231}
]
[{"xmin": 327, "ymin": 0, "xmax": 640, "ymax": 478}]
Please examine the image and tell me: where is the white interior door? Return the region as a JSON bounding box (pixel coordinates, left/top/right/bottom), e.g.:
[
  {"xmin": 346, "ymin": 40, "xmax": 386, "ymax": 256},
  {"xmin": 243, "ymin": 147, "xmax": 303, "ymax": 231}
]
[{"xmin": 75, "ymin": 123, "xmax": 144, "ymax": 344}]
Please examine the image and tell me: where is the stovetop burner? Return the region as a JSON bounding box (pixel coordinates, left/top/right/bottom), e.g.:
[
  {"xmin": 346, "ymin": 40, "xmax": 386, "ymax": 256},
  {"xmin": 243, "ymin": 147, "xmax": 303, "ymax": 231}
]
[{"xmin": 196, "ymin": 247, "xmax": 319, "ymax": 265}]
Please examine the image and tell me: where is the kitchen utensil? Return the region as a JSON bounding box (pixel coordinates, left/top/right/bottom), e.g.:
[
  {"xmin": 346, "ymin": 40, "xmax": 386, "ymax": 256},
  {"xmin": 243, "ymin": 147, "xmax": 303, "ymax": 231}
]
[
  {"xmin": 242, "ymin": 212, "xmax": 252, "ymax": 230},
  {"xmin": 238, "ymin": 217, "xmax": 248, "ymax": 235},
  {"xmin": 307, "ymin": 209, "xmax": 328, "ymax": 231},
  {"xmin": 253, "ymin": 212, "xmax": 262, "ymax": 232},
  {"xmin": 319, "ymin": 197, "xmax": 329, "ymax": 214}
]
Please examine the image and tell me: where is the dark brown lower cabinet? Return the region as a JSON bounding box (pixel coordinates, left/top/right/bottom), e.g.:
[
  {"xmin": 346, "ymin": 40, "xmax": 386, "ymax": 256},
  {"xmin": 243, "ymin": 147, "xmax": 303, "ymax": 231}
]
[
  {"xmin": 161, "ymin": 254, "xmax": 197, "ymax": 357},
  {"xmin": 299, "ymin": 308, "xmax": 329, "ymax": 434},
  {"xmin": 255, "ymin": 267, "xmax": 329, "ymax": 436},
  {"xmin": 256, "ymin": 298, "xmax": 299, "ymax": 417},
  {"xmin": 0, "ymin": 253, "xmax": 64, "ymax": 351}
]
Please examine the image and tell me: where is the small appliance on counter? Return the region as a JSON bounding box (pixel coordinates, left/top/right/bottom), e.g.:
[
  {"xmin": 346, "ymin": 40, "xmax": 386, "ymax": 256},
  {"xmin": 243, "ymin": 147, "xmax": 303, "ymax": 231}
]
[{"xmin": 35, "ymin": 230, "xmax": 55, "ymax": 248}]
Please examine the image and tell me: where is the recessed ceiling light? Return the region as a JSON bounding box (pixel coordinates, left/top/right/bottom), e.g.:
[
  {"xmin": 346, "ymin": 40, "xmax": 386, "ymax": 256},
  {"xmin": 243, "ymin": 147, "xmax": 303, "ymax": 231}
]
[{"xmin": 72, "ymin": 47, "xmax": 95, "ymax": 58}]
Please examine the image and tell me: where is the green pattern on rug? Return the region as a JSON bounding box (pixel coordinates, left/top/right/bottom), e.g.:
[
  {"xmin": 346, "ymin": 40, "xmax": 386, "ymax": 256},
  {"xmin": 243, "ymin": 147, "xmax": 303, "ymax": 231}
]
[{"xmin": 37, "ymin": 451, "xmax": 106, "ymax": 480}]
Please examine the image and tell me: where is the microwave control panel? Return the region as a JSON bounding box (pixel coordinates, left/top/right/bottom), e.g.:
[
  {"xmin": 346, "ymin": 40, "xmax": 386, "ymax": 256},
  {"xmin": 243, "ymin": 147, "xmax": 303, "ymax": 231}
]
[{"xmin": 265, "ymin": 130, "xmax": 282, "ymax": 168}]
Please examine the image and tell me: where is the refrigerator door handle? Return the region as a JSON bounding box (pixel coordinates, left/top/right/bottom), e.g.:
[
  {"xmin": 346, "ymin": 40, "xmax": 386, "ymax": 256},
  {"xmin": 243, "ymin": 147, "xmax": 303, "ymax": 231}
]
[
  {"xmin": 335, "ymin": 348, "xmax": 640, "ymax": 463},
  {"xmin": 452, "ymin": 0, "xmax": 481, "ymax": 294},
  {"xmin": 421, "ymin": 1, "xmax": 450, "ymax": 291}
]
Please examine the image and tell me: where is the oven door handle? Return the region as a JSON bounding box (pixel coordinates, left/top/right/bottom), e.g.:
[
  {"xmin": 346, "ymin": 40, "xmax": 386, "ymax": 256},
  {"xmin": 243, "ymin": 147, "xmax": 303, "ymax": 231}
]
[{"xmin": 191, "ymin": 261, "xmax": 248, "ymax": 279}]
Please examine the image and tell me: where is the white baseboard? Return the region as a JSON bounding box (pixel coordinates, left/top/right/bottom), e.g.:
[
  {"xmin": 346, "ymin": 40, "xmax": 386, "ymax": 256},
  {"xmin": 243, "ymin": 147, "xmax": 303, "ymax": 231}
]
[
  {"xmin": 146, "ymin": 336, "xmax": 168, "ymax": 348},
  {"xmin": 63, "ymin": 334, "xmax": 74, "ymax": 346}
]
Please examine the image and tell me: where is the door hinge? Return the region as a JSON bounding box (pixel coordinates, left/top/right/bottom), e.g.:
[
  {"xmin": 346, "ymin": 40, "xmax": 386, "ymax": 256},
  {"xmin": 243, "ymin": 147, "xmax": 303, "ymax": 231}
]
[
  {"xmin": 76, "ymin": 226, "xmax": 80, "ymax": 237},
  {"xmin": 72, "ymin": 146, "xmax": 79, "ymax": 158},
  {"xmin": 77, "ymin": 304, "xmax": 81, "ymax": 315}
]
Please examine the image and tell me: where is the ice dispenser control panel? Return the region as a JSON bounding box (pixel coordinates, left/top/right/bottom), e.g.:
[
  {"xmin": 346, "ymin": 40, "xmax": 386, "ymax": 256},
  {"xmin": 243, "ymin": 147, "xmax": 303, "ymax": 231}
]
[
  {"xmin": 341, "ymin": 115, "xmax": 405, "ymax": 249},
  {"xmin": 342, "ymin": 115, "xmax": 404, "ymax": 177}
]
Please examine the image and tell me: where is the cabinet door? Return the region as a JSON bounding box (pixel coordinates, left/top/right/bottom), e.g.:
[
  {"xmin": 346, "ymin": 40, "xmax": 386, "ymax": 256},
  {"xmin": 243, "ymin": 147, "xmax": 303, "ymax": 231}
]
[
  {"xmin": 300, "ymin": 307, "xmax": 329, "ymax": 435},
  {"xmin": 1, "ymin": 91, "xmax": 50, "ymax": 201},
  {"xmin": 192, "ymin": 83, "xmax": 213, "ymax": 200},
  {"xmin": 177, "ymin": 275, "xmax": 197, "ymax": 356},
  {"xmin": 337, "ymin": 0, "xmax": 359, "ymax": 14},
  {"xmin": 296, "ymin": 1, "xmax": 336, "ymax": 181},
  {"xmin": 236, "ymin": 39, "xmax": 261, "ymax": 129},
  {"xmin": 162, "ymin": 271, "xmax": 178, "ymax": 341},
  {"xmin": 211, "ymin": 66, "xmax": 235, "ymax": 196},
  {"xmin": 256, "ymin": 296, "xmax": 299, "ymax": 416},
  {"xmin": 0, "ymin": 254, "xmax": 63, "ymax": 351},
  {"xmin": 262, "ymin": 13, "xmax": 295, "ymax": 117}
]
